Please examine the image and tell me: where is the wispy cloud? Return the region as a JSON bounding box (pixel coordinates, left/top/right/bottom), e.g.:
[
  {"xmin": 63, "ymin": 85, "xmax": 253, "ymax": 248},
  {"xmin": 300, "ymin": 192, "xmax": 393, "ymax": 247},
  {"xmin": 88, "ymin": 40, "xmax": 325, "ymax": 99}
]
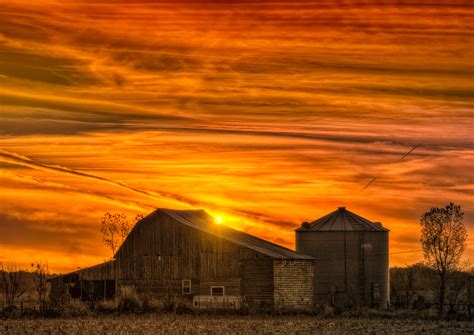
[
  {"xmin": 0, "ymin": 149, "xmax": 200, "ymax": 207},
  {"xmin": 0, "ymin": 0, "xmax": 472, "ymax": 270}
]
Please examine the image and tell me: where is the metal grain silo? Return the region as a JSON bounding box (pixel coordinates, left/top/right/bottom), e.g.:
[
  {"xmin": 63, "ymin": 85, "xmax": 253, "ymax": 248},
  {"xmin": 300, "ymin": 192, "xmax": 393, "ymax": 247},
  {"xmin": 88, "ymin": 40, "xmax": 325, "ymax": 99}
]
[{"xmin": 296, "ymin": 207, "xmax": 389, "ymax": 308}]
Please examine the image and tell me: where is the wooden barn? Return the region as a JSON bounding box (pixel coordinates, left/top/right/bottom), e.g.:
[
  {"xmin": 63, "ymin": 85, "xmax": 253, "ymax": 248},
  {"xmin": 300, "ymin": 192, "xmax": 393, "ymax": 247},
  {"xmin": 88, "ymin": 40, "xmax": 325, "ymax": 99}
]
[{"xmin": 50, "ymin": 209, "xmax": 315, "ymax": 310}]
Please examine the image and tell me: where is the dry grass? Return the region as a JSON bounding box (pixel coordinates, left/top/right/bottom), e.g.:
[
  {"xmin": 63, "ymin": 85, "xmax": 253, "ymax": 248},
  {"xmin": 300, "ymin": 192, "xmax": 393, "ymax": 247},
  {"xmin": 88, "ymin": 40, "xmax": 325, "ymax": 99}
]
[{"xmin": 1, "ymin": 315, "xmax": 473, "ymax": 334}]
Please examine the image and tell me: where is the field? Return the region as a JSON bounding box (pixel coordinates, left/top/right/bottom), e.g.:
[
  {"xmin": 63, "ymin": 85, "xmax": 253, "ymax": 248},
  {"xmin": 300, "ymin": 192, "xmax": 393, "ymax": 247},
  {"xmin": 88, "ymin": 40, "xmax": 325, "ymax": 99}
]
[{"xmin": 1, "ymin": 315, "xmax": 473, "ymax": 334}]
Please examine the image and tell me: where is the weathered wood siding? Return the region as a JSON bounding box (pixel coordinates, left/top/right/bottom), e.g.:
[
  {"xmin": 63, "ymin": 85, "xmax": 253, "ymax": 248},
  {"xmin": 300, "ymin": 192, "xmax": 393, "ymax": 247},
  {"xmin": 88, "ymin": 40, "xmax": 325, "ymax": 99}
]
[
  {"xmin": 116, "ymin": 212, "xmax": 273, "ymax": 304},
  {"xmin": 241, "ymin": 259, "xmax": 274, "ymax": 307},
  {"xmin": 273, "ymin": 260, "xmax": 314, "ymax": 310},
  {"xmin": 199, "ymin": 278, "xmax": 241, "ymax": 296}
]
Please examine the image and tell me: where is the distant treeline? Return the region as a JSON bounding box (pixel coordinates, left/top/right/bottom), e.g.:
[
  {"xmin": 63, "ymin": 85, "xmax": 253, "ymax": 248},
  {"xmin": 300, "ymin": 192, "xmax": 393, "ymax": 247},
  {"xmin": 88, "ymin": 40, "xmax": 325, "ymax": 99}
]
[
  {"xmin": 390, "ymin": 263, "xmax": 473, "ymax": 316},
  {"xmin": 4, "ymin": 261, "xmax": 472, "ymax": 317}
]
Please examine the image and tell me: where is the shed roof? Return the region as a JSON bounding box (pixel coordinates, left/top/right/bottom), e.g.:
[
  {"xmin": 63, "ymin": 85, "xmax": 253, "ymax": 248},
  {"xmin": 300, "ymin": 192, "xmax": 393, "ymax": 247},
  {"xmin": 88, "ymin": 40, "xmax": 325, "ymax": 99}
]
[
  {"xmin": 296, "ymin": 207, "xmax": 389, "ymax": 232},
  {"xmin": 49, "ymin": 260, "xmax": 115, "ymax": 282},
  {"xmin": 159, "ymin": 208, "xmax": 314, "ymax": 259}
]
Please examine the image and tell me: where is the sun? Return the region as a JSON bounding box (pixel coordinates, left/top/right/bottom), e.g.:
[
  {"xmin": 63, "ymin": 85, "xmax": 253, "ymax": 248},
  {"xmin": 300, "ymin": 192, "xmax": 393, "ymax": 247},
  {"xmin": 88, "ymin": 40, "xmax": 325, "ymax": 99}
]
[{"xmin": 216, "ymin": 216, "xmax": 223, "ymax": 224}]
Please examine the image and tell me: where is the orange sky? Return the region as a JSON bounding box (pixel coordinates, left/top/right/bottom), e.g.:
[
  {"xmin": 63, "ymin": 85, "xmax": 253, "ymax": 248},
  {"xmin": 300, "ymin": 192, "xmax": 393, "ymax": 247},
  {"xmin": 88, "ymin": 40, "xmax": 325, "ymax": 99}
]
[{"xmin": 0, "ymin": 0, "xmax": 473, "ymax": 273}]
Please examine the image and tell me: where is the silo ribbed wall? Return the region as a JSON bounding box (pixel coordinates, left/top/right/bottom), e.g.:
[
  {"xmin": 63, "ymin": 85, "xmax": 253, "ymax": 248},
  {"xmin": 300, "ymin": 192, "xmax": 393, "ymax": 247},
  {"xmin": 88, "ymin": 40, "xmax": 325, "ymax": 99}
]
[{"xmin": 296, "ymin": 231, "xmax": 389, "ymax": 308}]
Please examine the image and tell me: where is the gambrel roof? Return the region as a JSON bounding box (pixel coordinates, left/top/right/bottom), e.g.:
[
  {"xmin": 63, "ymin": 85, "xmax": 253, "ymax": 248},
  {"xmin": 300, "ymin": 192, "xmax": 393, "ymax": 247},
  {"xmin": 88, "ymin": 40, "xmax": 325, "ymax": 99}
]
[{"xmin": 130, "ymin": 208, "xmax": 314, "ymax": 260}]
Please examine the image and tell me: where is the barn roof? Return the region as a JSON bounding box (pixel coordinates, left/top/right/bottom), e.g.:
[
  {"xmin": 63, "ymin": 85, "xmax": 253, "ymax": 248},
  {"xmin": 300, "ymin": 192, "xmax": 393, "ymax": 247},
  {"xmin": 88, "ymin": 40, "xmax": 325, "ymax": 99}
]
[
  {"xmin": 296, "ymin": 207, "xmax": 389, "ymax": 232},
  {"xmin": 157, "ymin": 208, "xmax": 314, "ymax": 260}
]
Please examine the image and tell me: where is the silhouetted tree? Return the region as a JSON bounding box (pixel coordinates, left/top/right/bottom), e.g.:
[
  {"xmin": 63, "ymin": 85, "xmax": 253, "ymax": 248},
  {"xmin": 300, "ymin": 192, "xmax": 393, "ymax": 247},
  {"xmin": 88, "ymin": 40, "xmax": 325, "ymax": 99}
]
[
  {"xmin": 31, "ymin": 261, "xmax": 49, "ymax": 311},
  {"xmin": 420, "ymin": 202, "xmax": 467, "ymax": 314},
  {"xmin": 101, "ymin": 212, "xmax": 143, "ymax": 257},
  {"xmin": 101, "ymin": 212, "xmax": 121, "ymax": 257},
  {"xmin": 135, "ymin": 213, "xmax": 145, "ymax": 223},
  {"xmin": 0, "ymin": 263, "xmax": 26, "ymax": 308},
  {"xmin": 390, "ymin": 263, "xmax": 422, "ymax": 309},
  {"xmin": 468, "ymin": 268, "xmax": 474, "ymax": 319},
  {"xmin": 445, "ymin": 270, "xmax": 469, "ymax": 314}
]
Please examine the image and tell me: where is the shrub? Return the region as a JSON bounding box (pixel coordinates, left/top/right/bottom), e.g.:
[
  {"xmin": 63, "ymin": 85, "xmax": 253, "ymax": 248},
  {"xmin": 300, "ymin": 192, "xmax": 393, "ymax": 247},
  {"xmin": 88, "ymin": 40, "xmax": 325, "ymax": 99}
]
[
  {"xmin": 321, "ymin": 303, "xmax": 336, "ymax": 318},
  {"xmin": 118, "ymin": 285, "xmax": 143, "ymax": 313},
  {"xmin": 1, "ymin": 306, "xmax": 21, "ymax": 319},
  {"xmin": 96, "ymin": 300, "xmax": 117, "ymax": 314},
  {"xmin": 142, "ymin": 295, "xmax": 165, "ymax": 313},
  {"xmin": 58, "ymin": 299, "xmax": 91, "ymax": 317},
  {"xmin": 118, "ymin": 296, "xmax": 142, "ymax": 313},
  {"xmin": 165, "ymin": 296, "xmax": 192, "ymax": 314}
]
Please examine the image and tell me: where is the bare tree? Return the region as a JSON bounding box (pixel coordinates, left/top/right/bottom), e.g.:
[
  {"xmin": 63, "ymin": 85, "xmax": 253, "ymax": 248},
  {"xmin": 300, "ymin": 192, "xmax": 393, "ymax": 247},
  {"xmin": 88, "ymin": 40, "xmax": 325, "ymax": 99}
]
[
  {"xmin": 135, "ymin": 213, "xmax": 145, "ymax": 223},
  {"xmin": 468, "ymin": 268, "xmax": 474, "ymax": 319},
  {"xmin": 390, "ymin": 268, "xmax": 404, "ymax": 308},
  {"xmin": 420, "ymin": 202, "xmax": 467, "ymax": 314},
  {"xmin": 445, "ymin": 270, "xmax": 468, "ymax": 314},
  {"xmin": 0, "ymin": 263, "xmax": 26, "ymax": 308},
  {"xmin": 101, "ymin": 212, "xmax": 143, "ymax": 257},
  {"xmin": 31, "ymin": 262, "xmax": 49, "ymax": 311},
  {"xmin": 390, "ymin": 263, "xmax": 421, "ymax": 309},
  {"xmin": 404, "ymin": 263, "xmax": 422, "ymax": 309}
]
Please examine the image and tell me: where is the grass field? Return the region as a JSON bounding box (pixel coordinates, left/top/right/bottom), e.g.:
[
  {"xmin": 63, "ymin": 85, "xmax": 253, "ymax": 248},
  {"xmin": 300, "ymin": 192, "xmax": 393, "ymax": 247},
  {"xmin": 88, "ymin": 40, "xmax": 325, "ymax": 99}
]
[{"xmin": 1, "ymin": 315, "xmax": 473, "ymax": 334}]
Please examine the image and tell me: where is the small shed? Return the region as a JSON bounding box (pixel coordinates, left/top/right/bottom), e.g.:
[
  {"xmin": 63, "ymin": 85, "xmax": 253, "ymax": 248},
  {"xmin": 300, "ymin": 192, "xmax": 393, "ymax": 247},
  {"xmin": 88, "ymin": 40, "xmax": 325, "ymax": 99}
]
[{"xmin": 51, "ymin": 208, "xmax": 315, "ymax": 311}]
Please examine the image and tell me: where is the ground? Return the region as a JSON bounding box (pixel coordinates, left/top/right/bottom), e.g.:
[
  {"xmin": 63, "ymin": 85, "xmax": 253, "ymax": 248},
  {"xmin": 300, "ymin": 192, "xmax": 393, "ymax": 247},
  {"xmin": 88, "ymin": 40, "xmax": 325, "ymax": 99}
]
[{"xmin": 1, "ymin": 315, "xmax": 473, "ymax": 334}]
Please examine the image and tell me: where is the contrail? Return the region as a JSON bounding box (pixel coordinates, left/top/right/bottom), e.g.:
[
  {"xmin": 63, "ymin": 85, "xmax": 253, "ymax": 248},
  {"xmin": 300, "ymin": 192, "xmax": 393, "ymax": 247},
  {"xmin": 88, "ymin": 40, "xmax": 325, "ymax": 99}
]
[
  {"xmin": 399, "ymin": 144, "xmax": 420, "ymax": 161},
  {"xmin": 362, "ymin": 177, "xmax": 377, "ymax": 191},
  {"xmin": 362, "ymin": 144, "xmax": 421, "ymax": 191},
  {"xmin": 0, "ymin": 149, "xmax": 200, "ymax": 207},
  {"xmin": 1, "ymin": 170, "xmax": 153, "ymax": 212},
  {"xmin": 0, "ymin": 149, "xmax": 292, "ymax": 229}
]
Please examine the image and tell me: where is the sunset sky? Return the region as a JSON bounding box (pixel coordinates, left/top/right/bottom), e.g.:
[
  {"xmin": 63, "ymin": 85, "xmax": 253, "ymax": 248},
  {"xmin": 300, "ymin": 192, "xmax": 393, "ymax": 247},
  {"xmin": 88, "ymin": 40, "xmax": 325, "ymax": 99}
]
[{"xmin": 0, "ymin": 0, "xmax": 473, "ymax": 273}]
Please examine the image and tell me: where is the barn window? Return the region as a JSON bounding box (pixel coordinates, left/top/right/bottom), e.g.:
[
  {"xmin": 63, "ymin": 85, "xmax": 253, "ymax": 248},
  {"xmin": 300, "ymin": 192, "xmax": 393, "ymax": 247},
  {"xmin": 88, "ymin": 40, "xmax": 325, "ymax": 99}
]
[
  {"xmin": 211, "ymin": 286, "xmax": 225, "ymax": 296},
  {"xmin": 182, "ymin": 279, "xmax": 191, "ymax": 294}
]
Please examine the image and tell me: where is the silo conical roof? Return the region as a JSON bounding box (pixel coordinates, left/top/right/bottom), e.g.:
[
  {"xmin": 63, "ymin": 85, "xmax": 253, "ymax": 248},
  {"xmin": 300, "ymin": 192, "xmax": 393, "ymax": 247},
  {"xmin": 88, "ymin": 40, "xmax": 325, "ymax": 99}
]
[{"xmin": 296, "ymin": 207, "xmax": 389, "ymax": 232}]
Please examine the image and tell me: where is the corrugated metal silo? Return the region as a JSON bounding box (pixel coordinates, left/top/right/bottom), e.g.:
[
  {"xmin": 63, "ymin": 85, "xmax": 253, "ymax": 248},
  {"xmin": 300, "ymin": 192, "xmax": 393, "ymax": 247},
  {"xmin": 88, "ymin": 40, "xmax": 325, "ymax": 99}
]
[{"xmin": 296, "ymin": 207, "xmax": 389, "ymax": 308}]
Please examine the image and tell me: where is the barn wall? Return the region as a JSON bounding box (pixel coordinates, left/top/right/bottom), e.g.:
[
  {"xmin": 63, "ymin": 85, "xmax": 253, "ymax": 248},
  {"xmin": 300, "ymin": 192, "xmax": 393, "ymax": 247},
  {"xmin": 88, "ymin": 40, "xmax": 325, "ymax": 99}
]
[
  {"xmin": 116, "ymin": 212, "xmax": 273, "ymax": 304},
  {"xmin": 273, "ymin": 260, "xmax": 314, "ymax": 310},
  {"xmin": 241, "ymin": 258, "xmax": 274, "ymax": 308},
  {"xmin": 199, "ymin": 278, "xmax": 241, "ymax": 296}
]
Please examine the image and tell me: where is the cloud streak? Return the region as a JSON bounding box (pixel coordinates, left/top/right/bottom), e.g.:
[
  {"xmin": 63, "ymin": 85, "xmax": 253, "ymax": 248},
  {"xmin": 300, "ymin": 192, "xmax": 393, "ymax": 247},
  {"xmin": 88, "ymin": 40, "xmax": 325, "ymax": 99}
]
[
  {"xmin": 0, "ymin": 149, "xmax": 201, "ymax": 207},
  {"xmin": 0, "ymin": 0, "xmax": 472, "ymax": 270},
  {"xmin": 0, "ymin": 149, "xmax": 299, "ymax": 230}
]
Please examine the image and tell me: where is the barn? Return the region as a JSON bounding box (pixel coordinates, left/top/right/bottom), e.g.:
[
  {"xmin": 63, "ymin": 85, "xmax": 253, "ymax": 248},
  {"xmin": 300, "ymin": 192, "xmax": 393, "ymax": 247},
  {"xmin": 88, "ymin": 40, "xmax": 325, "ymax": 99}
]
[{"xmin": 50, "ymin": 208, "xmax": 315, "ymax": 311}]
